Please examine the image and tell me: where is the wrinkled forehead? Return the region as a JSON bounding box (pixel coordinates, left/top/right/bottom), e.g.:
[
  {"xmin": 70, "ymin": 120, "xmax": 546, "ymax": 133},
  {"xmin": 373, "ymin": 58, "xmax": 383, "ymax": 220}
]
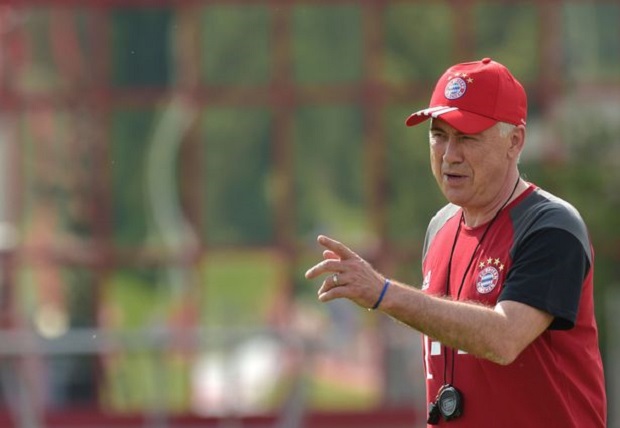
[
  {"xmin": 429, "ymin": 117, "xmax": 483, "ymax": 135},
  {"xmin": 429, "ymin": 118, "xmax": 508, "ymax": 142}
]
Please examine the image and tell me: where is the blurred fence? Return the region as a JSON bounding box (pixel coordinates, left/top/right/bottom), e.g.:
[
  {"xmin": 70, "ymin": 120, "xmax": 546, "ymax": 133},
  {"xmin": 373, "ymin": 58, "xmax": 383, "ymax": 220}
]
[
  {"xmin": 1, "ymin": 1, "xmax": 619, "ymax": 427},
  {"xmin": 0, "ymin": 327, "xmax": 419, "ymax": 428}
]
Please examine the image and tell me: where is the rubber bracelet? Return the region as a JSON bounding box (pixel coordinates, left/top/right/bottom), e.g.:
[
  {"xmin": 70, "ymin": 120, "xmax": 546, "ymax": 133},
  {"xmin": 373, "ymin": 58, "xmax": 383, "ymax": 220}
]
[{"xmin": 370, "ymin": 278, "xmax": 391, "ymax": 310}]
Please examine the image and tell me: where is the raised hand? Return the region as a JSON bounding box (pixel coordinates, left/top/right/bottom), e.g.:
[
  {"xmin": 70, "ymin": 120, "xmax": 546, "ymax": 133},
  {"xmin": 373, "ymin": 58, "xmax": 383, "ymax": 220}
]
[{"xmin": 305, "ymin": 235, "xmax": 386, "ymax": 309}]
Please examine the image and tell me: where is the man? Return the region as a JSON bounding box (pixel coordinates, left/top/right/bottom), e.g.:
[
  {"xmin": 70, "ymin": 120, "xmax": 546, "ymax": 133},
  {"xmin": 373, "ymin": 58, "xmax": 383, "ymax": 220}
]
[{"xmin": 304, "ymin": 58, "xmax": 606, "ymax": 427}]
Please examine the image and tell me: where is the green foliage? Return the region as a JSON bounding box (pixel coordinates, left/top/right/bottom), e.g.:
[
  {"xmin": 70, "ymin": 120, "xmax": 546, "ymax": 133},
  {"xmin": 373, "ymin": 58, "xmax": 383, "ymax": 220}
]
[
  {"xmin": 294, "ymin": 105, "xmax": 369, "ymax": 242},
  {"xmin": 563, "ymin": 3, "xmax": 620, "ymax": 78},
  {"xmin": 64, "ymin": 268, "xmax": 98, "ymax": 327},
  {"xmin": 306, "ymin": 375, "xmax": 379, "ymax": 410},
  {"xmin": 473, "ymin": 3, "xmax": 540, "ymax": 82},
  {"xmin": 112, "ymin": 8, "xmax": 172, "ymax": 86},
  {"xmin": 111, "ymin": 109, "xmax": 154, "ymax": 246},
  {"xmin": 101, "ymin": 269, "xmax": 194, "ymax": 412},
  {"xmin": 384, "ymin": 2, "xmax": 454, "ymax": 82},
  {"xmin": 105, "ymin": 268, "xmax": 168, "ymax": 328},
  {"xmin": 202, "ymin": 251, "xmax": 282, "ymax": 327},
  {"xmin": 201, "ymin": 5, "xmax": 271, "ymax": 84},
  {"xmin": 202, "ymin": 107, "xmax": 274, "ymax": 245},
  {"xmin": 293, "ymin": 5, "xmax": 363, "ymax": 83},
  {"xmin": 386, "ymin": 105, "xmax": 444, "ymax": 245}
]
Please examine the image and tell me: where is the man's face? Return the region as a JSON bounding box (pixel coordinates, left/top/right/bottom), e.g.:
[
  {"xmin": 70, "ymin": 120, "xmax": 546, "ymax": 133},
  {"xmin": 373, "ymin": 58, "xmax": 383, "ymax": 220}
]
[{"xmin": 429, "ymin": 119, "xmax": 515, "ymax": 211}]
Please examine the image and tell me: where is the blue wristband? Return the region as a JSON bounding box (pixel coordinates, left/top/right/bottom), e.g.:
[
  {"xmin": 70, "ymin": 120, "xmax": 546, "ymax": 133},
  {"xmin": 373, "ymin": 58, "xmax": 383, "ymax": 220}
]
[{"xmin": 370, "ymin": 278, "xmax": 391, "ymax": 310}]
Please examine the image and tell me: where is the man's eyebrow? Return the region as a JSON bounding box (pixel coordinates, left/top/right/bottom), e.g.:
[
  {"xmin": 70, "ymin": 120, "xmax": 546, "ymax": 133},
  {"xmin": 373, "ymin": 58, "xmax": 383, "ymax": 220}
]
[
  {"xmin": 430, "ymin": 126, "xmax": 475, "ymax": 137},
  {"xmin": 430, "ymin": 126, "xmax": 459, "ymax": 135}
]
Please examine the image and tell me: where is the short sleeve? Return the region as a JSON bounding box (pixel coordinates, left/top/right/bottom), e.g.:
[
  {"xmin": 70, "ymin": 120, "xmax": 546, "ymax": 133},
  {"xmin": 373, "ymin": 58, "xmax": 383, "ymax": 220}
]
[{"xmin": 498, "ymin": 228, "xmax": 589, "ymax": 330}]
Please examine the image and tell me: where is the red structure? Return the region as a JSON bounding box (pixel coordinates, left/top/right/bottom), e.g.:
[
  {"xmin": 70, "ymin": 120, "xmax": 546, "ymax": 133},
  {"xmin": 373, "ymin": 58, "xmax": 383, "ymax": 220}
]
[{"xmin": 0, "ymin": 1, "xmax": 617, "ymax": 427}]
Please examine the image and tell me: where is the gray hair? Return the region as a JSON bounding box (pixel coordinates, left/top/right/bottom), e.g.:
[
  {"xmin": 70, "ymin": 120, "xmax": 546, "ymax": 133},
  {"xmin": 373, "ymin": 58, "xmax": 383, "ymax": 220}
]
[
  {"xmin": 497, "ymin": 122, "xmax": 517, "ymax": 137},
  {"xmin": 496, "ymin": 122, "xmax": 523, "ymax": 163}
]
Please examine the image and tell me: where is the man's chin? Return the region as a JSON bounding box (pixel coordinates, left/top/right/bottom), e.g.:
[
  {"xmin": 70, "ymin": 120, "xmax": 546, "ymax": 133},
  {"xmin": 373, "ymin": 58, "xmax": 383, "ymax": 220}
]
[{"xmin": 441, "ymin": 189, "xmax": 468, "ymax": 207}]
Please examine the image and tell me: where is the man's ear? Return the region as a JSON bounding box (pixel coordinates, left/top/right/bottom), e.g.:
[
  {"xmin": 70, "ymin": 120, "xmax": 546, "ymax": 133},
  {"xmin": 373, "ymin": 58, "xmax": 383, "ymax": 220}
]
[{"xmin": 508, "ymin": 125, "xmax": 526, "ymax": 159}]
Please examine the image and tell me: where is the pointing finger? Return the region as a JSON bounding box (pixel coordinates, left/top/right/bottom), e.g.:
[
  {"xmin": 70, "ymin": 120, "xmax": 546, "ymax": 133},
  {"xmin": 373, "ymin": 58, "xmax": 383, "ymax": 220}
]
[
  {"xmin": 317, "ymin": 235, "xmax": 358, "ymax": 260},
  {"xmin": 304, "ymin": 259, "xmax": 343, "ymax": 279}
]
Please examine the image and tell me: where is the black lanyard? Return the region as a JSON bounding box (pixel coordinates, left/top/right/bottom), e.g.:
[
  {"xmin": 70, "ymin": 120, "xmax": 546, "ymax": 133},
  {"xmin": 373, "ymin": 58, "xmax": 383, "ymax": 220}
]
[{"xmin": 442, "ymin": 177, "xmax": 521, "ymax": 384}]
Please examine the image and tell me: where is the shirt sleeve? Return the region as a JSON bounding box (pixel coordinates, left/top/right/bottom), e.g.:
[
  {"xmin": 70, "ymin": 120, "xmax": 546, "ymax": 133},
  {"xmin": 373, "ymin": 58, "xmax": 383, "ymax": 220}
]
[{"xmin": 498, "ymin": 228, "xmax": 589, "ymax": 330}]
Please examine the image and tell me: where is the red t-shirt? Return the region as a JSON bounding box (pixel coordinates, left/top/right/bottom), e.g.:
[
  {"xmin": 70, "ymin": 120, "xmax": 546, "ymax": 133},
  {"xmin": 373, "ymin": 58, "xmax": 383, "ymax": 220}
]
[{"xmin": 421, "ymin": 184, "xmax": 606, "ymax": 427}]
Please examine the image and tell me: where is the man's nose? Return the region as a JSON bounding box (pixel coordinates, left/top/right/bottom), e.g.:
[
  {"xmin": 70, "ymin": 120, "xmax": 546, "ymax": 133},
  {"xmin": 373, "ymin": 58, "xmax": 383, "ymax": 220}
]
[{"xmin": 443, "ymin": 137, "xmax": 462, "ymax": 164}]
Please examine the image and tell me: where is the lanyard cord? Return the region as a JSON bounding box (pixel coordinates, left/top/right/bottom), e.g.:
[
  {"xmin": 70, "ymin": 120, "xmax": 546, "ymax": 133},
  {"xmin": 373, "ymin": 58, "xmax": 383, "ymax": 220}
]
[{"xmin": 442, "ymin": 177, "xmax": 521, "ymax": 385}]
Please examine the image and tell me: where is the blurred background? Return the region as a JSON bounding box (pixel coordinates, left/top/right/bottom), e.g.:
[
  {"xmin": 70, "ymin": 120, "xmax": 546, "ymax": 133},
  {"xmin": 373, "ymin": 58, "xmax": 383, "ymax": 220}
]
[{"xmin": 0, "ymin": 1, "xmax": 618, "ymax": 427}]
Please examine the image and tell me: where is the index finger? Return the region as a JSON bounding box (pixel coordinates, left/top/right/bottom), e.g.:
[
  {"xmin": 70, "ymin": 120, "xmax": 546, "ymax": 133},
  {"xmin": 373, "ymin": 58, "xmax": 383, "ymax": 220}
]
[{"xmin": 317, "ymin": 235, "xmax": 358, "ymax": 260}]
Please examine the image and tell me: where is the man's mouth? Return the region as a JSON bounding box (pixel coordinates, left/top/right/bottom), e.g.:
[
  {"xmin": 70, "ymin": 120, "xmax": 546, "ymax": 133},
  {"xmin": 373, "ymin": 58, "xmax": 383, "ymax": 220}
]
[{"xmin": 443, "ymin": 172, "xmax": 467, "ymax": 183}]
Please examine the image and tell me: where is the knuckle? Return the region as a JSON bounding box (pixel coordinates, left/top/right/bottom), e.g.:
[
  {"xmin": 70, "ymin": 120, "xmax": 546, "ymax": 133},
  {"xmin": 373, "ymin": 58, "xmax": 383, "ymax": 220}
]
[
  {"xmin": 318, "ymin": 260, "xmax": 332, "ymax": 271},
  {"xmin": 325, "ymin": 260, "xmax": 339, "ymax": 271}
]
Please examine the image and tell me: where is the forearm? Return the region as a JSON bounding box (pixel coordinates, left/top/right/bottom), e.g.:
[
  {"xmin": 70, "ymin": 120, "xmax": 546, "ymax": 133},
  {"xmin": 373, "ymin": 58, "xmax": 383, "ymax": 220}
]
[
  {"xmin": 379, "ymin": 280, "xmax": 519, "ymax": 364},
  {"xmin": 304, "ymin": 235, "xmax": 553, "ymax": 364}
]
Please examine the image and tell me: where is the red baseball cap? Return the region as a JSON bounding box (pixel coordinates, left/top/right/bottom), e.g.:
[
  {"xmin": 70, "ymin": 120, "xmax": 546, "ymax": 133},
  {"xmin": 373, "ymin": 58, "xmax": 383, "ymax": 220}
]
[{"xmin": 405, "ymin": 58, "xmax": 527, "ymax": 134}]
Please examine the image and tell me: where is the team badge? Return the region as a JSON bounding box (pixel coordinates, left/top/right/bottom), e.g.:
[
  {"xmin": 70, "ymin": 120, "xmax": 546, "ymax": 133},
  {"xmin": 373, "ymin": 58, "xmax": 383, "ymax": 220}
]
[
  {"xmin": 445, "ymin": 77, "xmax": 467, "ymax": 100},
  {"xmin": 476, "ymin": 257, "xmax": 504, "ymax": 294}
]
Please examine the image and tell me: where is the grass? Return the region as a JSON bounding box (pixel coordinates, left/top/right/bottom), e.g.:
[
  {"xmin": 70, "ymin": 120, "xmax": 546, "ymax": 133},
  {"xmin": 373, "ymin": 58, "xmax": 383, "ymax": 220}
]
[{"xmin": 97, "ymin": 249, "xmax": 381, "ymax": 413}]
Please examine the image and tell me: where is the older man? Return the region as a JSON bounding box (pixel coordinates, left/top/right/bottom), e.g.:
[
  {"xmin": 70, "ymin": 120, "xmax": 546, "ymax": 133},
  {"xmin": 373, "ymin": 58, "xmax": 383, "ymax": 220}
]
[{"xmin": 305, "ymin": 58, "xmax": 606, "ymax": 427}]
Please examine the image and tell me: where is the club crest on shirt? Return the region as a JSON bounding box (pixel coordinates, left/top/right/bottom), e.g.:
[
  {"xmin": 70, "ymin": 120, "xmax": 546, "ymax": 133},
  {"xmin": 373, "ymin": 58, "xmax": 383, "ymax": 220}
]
[{"xmin": 476, "ymin": 257, "xmax": 504, "ymax": 294}]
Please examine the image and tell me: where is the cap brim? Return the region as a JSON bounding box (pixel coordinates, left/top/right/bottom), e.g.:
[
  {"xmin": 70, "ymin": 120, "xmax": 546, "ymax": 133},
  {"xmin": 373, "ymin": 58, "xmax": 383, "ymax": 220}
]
[{"xmin": 405, "ymin": 107, "xmax": 497, "ymax": 134}]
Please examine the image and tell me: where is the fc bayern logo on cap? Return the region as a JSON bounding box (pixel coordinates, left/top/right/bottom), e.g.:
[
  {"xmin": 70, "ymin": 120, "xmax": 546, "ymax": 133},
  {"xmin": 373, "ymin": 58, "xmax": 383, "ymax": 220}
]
[{"xmin": 445, "ymin": 77, "xmax": 467, "ymax": 100}]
